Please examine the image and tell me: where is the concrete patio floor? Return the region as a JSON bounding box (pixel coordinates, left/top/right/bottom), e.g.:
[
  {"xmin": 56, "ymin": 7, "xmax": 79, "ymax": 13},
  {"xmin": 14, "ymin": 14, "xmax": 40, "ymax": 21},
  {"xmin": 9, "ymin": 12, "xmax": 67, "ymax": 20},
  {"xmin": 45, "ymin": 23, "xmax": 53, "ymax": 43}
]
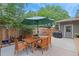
[{"xmin": 17, "ymin": 37, "xmax": 78, "ymax": 56}]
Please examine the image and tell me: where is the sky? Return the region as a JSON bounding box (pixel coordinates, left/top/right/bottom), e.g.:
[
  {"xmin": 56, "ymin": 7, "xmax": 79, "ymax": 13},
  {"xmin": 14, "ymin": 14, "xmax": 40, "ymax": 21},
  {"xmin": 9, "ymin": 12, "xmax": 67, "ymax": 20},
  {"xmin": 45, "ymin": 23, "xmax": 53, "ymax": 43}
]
[{"xmin": 24, "ymin": 3, "xmax": 79, "ymax": 18}]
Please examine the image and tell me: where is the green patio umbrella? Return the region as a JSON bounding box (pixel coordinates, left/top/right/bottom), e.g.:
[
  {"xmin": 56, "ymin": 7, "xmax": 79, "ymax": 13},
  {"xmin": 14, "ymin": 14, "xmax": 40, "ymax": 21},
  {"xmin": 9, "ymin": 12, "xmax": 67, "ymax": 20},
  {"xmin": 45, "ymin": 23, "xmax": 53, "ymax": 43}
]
[{"xmin": 22, "ymin": 16, "xmax": 54, "ymax": 35}]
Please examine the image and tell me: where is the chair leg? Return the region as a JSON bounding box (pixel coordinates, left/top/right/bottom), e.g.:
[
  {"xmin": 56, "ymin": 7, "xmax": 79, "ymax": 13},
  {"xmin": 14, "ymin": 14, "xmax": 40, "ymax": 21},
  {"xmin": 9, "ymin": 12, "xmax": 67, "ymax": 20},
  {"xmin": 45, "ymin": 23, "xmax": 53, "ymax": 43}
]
[
  {"xmin": 31, "ymin": 43, "xmax": 35, "ymax": 53},
  {"xmin": 15, "ymin": 51, "xmax": 18, "ymax": 56},
  {"xmin": 14, "ymin": 50, "xmax": 16, "ymax": 56},
  {"xmin": 42, "ymin": 48, "xmax": 43, "ymax": 54},
  {"xmin": 46, "ymin": 47, "xmax": 48, "ymax": 51},
  {"xmin": 26, "ymin": 48, "xmax": 28, "ymax": 55},
  {"xmin": 30, "ymin": 45, "xmax": 33, "ymax": 53}
]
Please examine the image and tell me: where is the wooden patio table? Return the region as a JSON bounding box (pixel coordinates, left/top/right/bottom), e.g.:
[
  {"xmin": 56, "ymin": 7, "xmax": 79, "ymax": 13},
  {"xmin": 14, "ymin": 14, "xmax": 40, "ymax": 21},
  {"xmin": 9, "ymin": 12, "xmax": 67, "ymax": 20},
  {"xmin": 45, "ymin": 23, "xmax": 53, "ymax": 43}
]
[
  {"xmin": 24, "ymin": 36, "xmax": 48, "ymax": 45},
  {"xmin": 39, "ymin": 36, "xmax": 48, "ymax": 39}
]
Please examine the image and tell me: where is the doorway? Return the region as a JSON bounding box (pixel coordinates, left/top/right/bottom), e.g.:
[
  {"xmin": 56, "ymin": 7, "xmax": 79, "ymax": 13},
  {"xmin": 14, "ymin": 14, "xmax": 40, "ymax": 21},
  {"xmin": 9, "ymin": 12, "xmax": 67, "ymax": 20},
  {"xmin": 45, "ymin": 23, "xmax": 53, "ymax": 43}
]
[{"xmin": 64, "ymin": 24, "xmax": 73, "ymax": 38}]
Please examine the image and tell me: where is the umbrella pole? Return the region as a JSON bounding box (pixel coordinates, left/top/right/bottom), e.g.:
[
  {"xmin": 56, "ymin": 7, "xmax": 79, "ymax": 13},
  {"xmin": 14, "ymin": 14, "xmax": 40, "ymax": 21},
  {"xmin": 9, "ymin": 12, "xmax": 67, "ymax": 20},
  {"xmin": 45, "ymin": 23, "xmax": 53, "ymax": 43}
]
[{"xmin": 37, "ymin": 21, "xmax": 39, "ymax": 35}]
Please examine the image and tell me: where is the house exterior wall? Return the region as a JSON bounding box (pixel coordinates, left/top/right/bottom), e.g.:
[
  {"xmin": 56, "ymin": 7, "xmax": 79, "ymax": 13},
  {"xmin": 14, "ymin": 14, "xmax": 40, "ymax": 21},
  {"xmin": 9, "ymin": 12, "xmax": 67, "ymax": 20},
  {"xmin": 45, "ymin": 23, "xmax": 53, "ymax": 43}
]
[
  {"xmin": 60, "ymin": 22, "xmax": 66, "ymax": 38},
  {"xmin": 59, "ymin": 21, "xmax": 79, "ymax": 38},
  {"xmin": 73, "ymin": 23, "xmax": 79, "ymax": 37}
]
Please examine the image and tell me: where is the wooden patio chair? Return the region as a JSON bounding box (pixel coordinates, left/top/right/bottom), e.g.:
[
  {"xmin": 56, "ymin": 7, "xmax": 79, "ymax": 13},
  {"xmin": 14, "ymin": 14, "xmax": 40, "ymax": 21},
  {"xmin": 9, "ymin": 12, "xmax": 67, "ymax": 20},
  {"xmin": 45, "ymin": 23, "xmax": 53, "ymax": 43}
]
[
  {"xmin": 36, "ymin": 36, "xmax": 49, "ymax": 54},
  {"xmin": 14, "ymin": 38, "xmax": 28, "ymax": 55},
  {"xmin": 24, "ymin": 35, "xmax": 36, "ymax": 53},
  {"xmin": 42, "ymin": 28, "xmax": 52, "ymax": 47}
]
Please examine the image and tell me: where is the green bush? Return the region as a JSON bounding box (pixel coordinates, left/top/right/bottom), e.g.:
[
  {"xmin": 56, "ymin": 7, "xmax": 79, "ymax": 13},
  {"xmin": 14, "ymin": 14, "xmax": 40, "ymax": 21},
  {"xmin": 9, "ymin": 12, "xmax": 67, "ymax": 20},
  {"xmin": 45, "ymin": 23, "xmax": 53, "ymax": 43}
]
[
  {"xmin": 75, "ymin": 33, "xmax": 79, "ymax": 38},
  {"xmin": 21, "ymin": 27, "xmax": 33, "ymax": 36}
]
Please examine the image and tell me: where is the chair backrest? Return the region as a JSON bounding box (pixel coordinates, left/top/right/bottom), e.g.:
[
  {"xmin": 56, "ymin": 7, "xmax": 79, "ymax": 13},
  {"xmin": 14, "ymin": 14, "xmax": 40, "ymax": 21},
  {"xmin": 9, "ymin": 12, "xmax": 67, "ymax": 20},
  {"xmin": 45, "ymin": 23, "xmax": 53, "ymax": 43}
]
[
  {"xmin": 39, "ymin": 37, "xmax": 49, "ymax": 48},
  {"xmin": 39, "ymin": 28, "xmax": 51, "ymax": 45},
  {"xmin": 25, "ymin": 35, "xmax": 33, "ymax": 38},
  {"xmin": 42, "ymin": 38, "xmax": 48, "ymax": 45},
  {"xmin": 24, "ymin": 35, "xmax": 34, "ymax": 43}
]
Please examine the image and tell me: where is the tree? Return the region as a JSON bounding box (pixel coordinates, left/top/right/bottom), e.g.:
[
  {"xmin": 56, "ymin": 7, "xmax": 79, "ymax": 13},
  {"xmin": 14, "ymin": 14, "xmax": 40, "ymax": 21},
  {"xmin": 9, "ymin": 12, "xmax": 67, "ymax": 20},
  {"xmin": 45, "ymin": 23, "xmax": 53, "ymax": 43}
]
[
  {"xmin": 0, "ymin": 4, "xmax": 25, "ymax": 38},
  {"xmin": 0, "ymin": 3, "xmax": 34, "ymax": 38},
  {"xmin": 37, "ymin": 5, "xmax": 70, "ymax": 21},
  {"xmin": 24, "ymin": 11, "xmax": 36, "ymax": 18},
  {"xmin": 0, "ymin": 3, "xmax": 25, "ymax": 29},
  {"xmin": 0, "ymin": 4, "xmax": 9, "ymax": 25},
  {"xmin": 5, "ymin": 4, "xmax": 25, "ymax": 28},
  {"xmin": 75, "ymin": 9, "xmax": 79, "ymax": 18}
]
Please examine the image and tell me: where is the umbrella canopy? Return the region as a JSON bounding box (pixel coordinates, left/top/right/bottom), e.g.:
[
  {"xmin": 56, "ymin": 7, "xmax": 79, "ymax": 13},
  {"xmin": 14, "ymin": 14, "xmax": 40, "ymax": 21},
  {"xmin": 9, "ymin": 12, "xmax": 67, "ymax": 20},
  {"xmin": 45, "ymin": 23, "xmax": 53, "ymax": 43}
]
[
  {"xmin": 22, "ymin": 16, "xmax": 53, "ymax": 27},
  {"xmin": 22, "ymin": 16, "xmax": 54, "ymax": 35}
]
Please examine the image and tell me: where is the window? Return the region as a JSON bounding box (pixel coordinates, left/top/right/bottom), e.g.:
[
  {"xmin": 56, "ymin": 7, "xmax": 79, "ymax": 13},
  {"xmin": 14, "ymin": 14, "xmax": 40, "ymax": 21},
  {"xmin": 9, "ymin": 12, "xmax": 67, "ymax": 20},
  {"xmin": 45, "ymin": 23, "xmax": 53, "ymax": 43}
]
[{"xmin": 66, "ymin": 26, "xmax": 72, "ymax": 32}]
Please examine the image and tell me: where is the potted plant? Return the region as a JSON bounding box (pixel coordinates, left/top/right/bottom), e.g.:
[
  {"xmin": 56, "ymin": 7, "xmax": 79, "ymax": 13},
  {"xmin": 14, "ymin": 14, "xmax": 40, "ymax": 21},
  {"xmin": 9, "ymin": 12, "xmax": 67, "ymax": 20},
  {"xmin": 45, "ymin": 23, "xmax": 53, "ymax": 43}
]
[{"xmin": 75, "ymin": 33, "xmax": 79, "ymax": 38}]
